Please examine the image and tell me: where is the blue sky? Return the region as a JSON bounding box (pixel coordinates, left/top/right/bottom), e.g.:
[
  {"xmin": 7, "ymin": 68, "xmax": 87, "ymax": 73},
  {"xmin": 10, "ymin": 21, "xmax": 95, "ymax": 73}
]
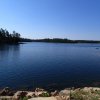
[{"xmin": 0, "ymin": 0, "xmax": 100, "ymax": 40}]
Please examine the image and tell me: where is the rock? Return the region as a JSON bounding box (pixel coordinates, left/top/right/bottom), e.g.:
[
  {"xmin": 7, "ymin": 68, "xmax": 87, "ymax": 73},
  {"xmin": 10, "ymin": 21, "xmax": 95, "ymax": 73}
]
[
  {"xmin": 51, "ymin": 90, "xmax": 59, "ymax": 96},
  {"xmin": 0, "ymin": 87, "xmax": 10, "ymax": 96}
]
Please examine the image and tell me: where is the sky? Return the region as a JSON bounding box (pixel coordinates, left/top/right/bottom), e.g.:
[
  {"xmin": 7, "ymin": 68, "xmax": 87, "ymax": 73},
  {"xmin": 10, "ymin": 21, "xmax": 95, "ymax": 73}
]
[{"xmin": 0, "ymin": 0, "xmax": 100, "ymax": 40}]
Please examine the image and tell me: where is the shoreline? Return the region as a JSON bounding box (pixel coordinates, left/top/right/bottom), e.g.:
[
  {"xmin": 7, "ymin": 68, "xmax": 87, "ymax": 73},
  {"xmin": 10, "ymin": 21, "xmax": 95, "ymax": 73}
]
[{"xmin": 1, "ymin": 87, "xmax": 100, "ymax": 100}]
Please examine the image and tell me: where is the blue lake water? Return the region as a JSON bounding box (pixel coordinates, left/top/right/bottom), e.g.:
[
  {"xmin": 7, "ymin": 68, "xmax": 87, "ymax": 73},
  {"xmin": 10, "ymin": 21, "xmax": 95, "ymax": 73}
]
[{"xmin": 0, "ymin": 42, "xmax": 100, "ymax": 90}]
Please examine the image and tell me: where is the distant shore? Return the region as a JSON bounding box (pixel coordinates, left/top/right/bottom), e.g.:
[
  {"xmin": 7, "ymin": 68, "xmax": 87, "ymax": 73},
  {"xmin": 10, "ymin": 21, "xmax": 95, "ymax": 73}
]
[
  {"xmin": 32, "ymin": 38, "xmax": 100, "ymax": 43},
  {"xmin": 1, "ymin": 28, "xmax": 100, "ymax": 44}
]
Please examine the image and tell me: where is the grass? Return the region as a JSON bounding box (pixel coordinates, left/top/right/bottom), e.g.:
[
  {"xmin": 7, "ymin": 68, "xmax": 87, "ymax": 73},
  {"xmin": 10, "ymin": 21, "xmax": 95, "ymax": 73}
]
[{"xmin": 71, "ymin": 89, "xmax": 100, "ymax": 100}]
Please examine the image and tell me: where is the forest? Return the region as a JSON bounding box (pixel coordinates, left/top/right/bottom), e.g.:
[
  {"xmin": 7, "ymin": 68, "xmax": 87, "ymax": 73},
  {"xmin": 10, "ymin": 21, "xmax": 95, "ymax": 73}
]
[
  {"xmin": 0, "ymin": 28, "xmax": 20, "ymax": 44},
  {"xmin": 0, "ymin": 28, "xmax": 100, "ymax": 44}
]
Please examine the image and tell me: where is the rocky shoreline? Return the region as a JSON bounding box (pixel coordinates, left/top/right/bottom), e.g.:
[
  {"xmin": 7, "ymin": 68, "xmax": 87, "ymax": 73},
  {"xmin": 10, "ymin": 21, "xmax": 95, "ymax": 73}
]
[{"xmin": 0, "ymin": 87, "xmax": 100, "ymax": 100}]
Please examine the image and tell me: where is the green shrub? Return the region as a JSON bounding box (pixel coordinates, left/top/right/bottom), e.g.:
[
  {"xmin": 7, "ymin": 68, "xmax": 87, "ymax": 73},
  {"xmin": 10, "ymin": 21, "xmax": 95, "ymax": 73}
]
[{"xmin": 39, "ymin": 92, "xmax": 50, "ymax": 97}]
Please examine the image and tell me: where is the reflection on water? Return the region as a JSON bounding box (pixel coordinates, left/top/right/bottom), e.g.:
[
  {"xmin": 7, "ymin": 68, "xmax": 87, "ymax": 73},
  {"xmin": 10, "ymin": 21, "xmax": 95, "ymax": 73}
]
[
  {"xmin": 0, "ymin": 43, "xmax": 100, "ymax": 90},
  {"xmin": 0, "ymin": 44, "xmax": 20, "ymax": 61}
]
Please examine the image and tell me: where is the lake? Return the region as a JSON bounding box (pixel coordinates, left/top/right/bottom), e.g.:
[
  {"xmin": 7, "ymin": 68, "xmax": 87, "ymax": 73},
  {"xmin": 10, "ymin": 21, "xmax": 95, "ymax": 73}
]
[{"xmin": 0, "ymin": 42, "xmax": 100, "ymax": 90}]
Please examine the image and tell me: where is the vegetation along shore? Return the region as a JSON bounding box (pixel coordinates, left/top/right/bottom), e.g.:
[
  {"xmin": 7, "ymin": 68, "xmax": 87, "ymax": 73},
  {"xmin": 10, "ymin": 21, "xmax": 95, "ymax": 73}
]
[
  {"xmin": 1, "ymin": 87, "xmax": 100, "ymax": 100},
  {"xmin": 0, "ymin": 28, "xmax": 100, "ymax": 44}
]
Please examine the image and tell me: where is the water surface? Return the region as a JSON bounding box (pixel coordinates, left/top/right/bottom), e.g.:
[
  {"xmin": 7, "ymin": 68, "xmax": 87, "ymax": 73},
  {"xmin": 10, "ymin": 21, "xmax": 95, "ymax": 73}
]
[{"xmin": 0, "ymin": 43, "xmax": 100, "ymax": 89}]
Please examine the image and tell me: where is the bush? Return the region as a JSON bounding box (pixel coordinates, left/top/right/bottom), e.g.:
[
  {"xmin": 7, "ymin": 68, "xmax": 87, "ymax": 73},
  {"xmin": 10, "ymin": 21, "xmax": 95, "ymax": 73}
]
[{"xmin": 39, "ymin": 92, "xmax": 50, "ymax": 97}]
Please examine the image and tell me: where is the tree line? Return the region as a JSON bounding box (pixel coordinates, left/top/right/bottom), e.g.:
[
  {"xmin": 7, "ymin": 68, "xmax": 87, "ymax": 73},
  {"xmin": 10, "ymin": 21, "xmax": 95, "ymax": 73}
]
[
  {"xmin": 0, "ymin": 28, "xmax": 100, "ymax": 44},
  {"xmin": 0, "ymin": 28, "xmax": 20, "ymax": 44},
  {"xmin": 33, "ymin": 38, "xmax": 75, "ymax": 43},
  {"xmin": 33, "ymin": 38, "xmax": 100, "ymax": 43}
]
